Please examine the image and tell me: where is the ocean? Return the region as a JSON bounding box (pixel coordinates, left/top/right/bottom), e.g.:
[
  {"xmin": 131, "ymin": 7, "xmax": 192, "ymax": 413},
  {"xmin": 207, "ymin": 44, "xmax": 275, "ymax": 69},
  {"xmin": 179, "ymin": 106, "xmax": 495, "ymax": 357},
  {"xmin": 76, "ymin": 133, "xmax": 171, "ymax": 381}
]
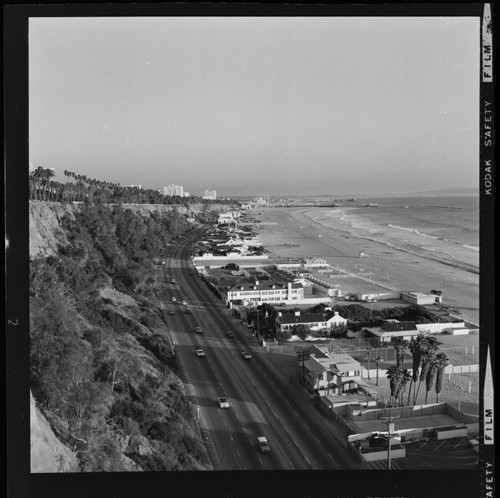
[{"xmin": 306, "ymin": 195, "xmax": 479, "ymax": 274}]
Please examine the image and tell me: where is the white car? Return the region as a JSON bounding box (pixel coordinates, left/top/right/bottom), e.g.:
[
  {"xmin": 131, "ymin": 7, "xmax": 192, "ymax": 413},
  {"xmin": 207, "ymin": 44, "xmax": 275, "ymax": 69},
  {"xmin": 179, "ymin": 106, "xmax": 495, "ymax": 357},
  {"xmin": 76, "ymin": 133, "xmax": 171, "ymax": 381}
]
[
  {"xmin": 217, "ymin": 397, "xmax": 230, "ymax": 409},
  {"xmin": 182, "ymin": 300, "xmax": 187, "ymax": 306},
  {"xmin": 257, "ymin": 436, "xmax": 270, "ymax": 453},
  {"xmin": 195, "ymin": 349, "xmax": 205, "ymax": 358},
  {"xmin": 171, "ymin": 296, "xmax": 176, "ymax": 302},
  {"xmin": 241, "ymin": 351, "xmax": 253, "ymax": 360}
]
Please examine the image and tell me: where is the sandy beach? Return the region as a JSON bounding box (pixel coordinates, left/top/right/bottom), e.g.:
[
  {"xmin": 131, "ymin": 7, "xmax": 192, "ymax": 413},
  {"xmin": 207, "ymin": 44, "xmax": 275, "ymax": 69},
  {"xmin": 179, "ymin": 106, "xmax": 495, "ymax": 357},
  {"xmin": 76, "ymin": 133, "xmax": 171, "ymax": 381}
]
[{"xmin": 254, "ymin": 206, "xmax": 479, "ymax": 326}]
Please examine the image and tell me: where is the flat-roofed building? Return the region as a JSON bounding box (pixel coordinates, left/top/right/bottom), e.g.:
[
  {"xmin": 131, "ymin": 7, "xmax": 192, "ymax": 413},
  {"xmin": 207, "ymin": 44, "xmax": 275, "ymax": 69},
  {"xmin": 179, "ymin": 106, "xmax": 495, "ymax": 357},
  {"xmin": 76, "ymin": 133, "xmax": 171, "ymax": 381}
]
[
  {"xmin": 164, "ymin": 184, "xmax": 184, "ymax": 197},
  {"xmin": 223, "ymin": 280, "xmax": 304, "ymax": 306}
]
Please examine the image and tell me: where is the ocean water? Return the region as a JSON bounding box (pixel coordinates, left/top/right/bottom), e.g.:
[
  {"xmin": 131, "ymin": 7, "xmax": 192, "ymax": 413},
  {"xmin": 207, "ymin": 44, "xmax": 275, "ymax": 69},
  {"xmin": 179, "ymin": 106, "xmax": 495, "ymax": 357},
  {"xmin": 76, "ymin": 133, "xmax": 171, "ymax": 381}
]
[{"xmin": 308, "ymin": 195, "xmax": 479, "ymax": 273}]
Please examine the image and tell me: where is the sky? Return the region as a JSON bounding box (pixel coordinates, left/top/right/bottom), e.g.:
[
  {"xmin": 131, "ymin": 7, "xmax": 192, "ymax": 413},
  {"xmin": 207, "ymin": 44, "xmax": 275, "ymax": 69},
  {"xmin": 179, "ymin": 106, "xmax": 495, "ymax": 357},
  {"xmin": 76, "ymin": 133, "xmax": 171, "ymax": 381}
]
[{"xmin": 29, "ymin": 16, "xmax": 480, "ymax": 197}]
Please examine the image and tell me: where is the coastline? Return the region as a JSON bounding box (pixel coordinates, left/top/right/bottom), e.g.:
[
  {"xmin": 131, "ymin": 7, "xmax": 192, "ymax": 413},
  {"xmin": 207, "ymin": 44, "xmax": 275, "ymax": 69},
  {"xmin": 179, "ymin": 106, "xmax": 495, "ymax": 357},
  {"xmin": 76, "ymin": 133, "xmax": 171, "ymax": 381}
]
[{"xmin": 254, "ymin": 206, "xmax": 479, "ymax": 326}]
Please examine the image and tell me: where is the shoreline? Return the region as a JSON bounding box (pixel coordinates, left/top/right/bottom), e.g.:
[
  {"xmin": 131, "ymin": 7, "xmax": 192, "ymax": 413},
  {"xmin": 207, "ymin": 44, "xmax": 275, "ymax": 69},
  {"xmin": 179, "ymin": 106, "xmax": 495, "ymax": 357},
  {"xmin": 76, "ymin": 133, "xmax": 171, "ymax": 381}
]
[{"xmin": 254, "ymin": 206, "xmax": 479, "ymax": 326}]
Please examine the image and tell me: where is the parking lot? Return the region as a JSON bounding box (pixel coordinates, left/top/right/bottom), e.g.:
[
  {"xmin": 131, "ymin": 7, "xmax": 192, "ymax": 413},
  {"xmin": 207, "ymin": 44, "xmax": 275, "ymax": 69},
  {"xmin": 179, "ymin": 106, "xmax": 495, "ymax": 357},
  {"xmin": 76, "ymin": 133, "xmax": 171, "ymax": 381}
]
[{"xmin": 361, "ymin": 436, "xmax": 479, "ymax": 470}]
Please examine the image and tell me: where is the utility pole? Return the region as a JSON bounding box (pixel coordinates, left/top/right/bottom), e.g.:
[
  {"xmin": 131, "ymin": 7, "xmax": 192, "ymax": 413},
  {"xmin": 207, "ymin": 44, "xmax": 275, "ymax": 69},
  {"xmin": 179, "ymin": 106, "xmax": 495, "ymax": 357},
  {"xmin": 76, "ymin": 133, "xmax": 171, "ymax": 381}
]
[
  {"xmin": 381, "ymin": 416, "xmax": 399, "ymax": 470},
  {"xmin": 375, "ymin": 356, "xmax": 382, "ymax": 386},
  {"xmin": 297, "ymin": 351, "xmax": 311, "ymax": 386},
  {"xmin": 366, "ymin": 347, "xmax": 372, "ymax": 379}
]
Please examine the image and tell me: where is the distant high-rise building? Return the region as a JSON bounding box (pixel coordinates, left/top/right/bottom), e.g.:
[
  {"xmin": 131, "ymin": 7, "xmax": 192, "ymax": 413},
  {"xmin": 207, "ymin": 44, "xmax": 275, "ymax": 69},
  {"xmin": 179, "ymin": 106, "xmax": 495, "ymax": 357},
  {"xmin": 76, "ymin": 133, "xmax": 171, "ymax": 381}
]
[
  {"xmin": 164, "ymin": 184, "xmax": 184, "ymax": 197},
  {"xmin": 202, "ymin": 189, "xmax": 216, "ymax": 200}
]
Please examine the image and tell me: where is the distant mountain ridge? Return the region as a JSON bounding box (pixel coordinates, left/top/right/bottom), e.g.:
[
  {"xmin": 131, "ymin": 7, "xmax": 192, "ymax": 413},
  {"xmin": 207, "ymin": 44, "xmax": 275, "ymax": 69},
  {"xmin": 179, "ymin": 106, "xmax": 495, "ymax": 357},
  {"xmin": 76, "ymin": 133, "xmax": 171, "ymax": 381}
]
[{"xmin": 403, "ymin": 187, "xmax": 479, "ymax": 196}]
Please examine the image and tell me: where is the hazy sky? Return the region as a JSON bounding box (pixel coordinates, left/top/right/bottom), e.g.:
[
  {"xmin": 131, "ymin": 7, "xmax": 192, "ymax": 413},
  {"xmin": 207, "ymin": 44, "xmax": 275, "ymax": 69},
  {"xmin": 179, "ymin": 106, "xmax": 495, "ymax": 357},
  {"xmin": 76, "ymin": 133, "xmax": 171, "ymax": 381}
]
[{"xmin": 29, "ymin": 16, "xmax": 480, "ymax": 197}]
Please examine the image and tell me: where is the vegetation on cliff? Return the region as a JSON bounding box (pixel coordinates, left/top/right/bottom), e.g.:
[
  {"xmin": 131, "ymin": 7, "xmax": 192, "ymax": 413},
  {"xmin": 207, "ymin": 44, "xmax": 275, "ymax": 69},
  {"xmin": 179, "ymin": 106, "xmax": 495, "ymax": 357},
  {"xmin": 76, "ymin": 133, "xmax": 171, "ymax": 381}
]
[{"xmin": 30, "ymin": 203, "xmax": 210, "ymax": 471}]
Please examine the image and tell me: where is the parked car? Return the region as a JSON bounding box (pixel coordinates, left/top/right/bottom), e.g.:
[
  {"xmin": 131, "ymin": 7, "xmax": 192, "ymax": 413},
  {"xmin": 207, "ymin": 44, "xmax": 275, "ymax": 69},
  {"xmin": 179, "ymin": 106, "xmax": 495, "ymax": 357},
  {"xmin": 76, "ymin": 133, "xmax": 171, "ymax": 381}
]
[
  {"xmin": 195, "ymin": 349, "xmax": 205, "ymax": 358},
  {"xmin": 185, "ymin": 308, "xmax": 192, "ymax": 315},
  {"xmin": 182, "ymin": 300, "xmax": 187, "ymax": 306},
  {"xmin": 170, "ymin": 278, "xmax": 176, "ymax": 284},
  {"xmin": 195, "ymin": 326, "xmax": 202, "ymax": 334},
  {"xmin": 168, "ymin": 310, "xmax": 175, "ymax": 315},
  {"xmin": 171, "ymin": 296, "xmax": 176, "ymax": 302},
  {"xmin": 241, "ymin": 351, "xmax": 253, "ymax": 360},
  {"xmin": 257, "ymin": 436, "xmax": 270, "ymax": 453},
  {"xmin": 226, "ymin": 331, "xmax": 235, "ymax": 338},
  {"xmin": 217, "ymin": 397, "xmax": 230, "ymax": 409}
]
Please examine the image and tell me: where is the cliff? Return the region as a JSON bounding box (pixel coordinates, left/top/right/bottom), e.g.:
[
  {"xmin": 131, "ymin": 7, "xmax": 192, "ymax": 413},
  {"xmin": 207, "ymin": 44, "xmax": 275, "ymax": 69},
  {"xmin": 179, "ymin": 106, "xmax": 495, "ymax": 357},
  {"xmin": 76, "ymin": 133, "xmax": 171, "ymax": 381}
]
[{"xmin": 29, "ymin": 201, "xmax": 212, "ymax": 472}]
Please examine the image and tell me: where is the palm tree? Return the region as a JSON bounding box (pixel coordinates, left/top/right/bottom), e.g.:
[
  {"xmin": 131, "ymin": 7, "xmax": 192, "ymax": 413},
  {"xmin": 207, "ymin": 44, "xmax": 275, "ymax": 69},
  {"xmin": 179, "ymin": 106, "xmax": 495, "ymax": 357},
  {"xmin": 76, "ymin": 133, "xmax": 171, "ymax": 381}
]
[
  {"xmin": 434, "ymin": 353, "xmax": 449, "ymax": 403},
  {"xmin": 398, "ymin": 368, "xmax": 412, "ymax": 406},
  {"xmin": 386, "ymin": 366, "xmax": 402, "ymax": 407},
  {"xmin": 393, "ymin": 338, "xmax": 408, "ymax": 369},
  {"xmin": 425, "ymin": 356, "xmax": 438, "ymax": 404},
  {"xmin": 408, "ymin": 335, "xmax": 424, "ymax": 405},
  {"xmin": 413, "ymin": 336, "xmax": 441, "ymax": 405}
]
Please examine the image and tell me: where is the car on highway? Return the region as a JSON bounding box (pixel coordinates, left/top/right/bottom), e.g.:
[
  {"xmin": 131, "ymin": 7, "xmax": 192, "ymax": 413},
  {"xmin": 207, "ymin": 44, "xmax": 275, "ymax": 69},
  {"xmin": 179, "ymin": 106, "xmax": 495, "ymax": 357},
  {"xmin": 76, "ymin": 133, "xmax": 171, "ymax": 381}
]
[
  {"xmin": 226, "ymin": 331, "xmax": 235, "ymax": 338},
  {"xmin": 257, "ymin": 436, "xmax": 270, "ymax": 453},
  {"xmin": 185, "ymin": 308, "xmax": 192, "ymax": 314},
  {"xmin": 182, "ymin": 300, "xmax": 187, "ymax": 306},
  {"xmin": 195, "ymin": 349, "xmax": 205, "ymax": 358},
  {"xmin": 217, "ymin": 397, "xmax": 230, "ymax": 409},
  {"xmin": 195, "ymin": 326, "xmax": 202, "ymax": 334},
  {"xmin": 241, "ymin": 351, "xmax": 253, "ymax": 360},
  {"xmin": 171, "ymin": 296, "xmax": 176, "ymax": 302}
]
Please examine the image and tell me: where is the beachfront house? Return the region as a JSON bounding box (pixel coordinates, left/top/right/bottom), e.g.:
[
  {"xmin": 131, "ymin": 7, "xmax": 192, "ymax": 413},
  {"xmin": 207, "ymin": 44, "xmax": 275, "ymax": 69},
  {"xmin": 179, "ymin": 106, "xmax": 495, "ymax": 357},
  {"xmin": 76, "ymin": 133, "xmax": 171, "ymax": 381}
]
[
  {"xmin": 302, "ymin": 351, "xmax": 365, "ymax": 397},
  {"xmin": 275, "ymin": 311, "xmax": 347, "ymax": 335},
  {"xmin": 223, "ymin": 280, "xmax": 305, "ymax": 307}
]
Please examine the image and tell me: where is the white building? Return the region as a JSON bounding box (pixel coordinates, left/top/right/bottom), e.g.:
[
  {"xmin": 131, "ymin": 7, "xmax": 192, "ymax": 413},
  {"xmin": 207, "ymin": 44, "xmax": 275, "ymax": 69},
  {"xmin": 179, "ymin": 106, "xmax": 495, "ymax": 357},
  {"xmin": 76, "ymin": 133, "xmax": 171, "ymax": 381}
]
[
  {"xmin": 224, "ymin": 280, "xmax": 304, "ymax": 306},
  {"xmin": 164, "ymin": 184, "xmax": 184, "ymax": 197},
  {"xmin": 203, "ymin": 189, "xmax": 217, "ymax": 200}
]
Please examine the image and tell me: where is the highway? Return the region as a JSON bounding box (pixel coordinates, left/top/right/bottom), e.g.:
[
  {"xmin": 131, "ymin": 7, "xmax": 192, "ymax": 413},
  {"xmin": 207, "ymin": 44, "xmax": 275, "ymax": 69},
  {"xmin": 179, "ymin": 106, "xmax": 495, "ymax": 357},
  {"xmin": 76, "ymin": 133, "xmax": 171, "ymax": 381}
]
[{"xmin": 157, "ymin": 228, "xmax": 361, "ymax": 470}]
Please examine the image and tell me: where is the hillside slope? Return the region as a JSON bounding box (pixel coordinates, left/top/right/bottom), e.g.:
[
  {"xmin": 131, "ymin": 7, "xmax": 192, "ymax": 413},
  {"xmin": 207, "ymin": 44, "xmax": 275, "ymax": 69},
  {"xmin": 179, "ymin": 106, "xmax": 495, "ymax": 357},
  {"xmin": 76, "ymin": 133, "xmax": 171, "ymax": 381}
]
[{"xmin": 29, "ymin": 202, "xmax": 214, "ymax": 472}]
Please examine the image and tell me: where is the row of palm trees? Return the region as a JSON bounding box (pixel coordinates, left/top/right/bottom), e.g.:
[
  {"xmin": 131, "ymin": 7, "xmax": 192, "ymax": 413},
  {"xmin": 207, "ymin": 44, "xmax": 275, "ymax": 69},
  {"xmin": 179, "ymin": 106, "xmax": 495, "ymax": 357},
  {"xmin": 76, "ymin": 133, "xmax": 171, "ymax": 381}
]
[
  {"xmin": 385, "ymin": 335, "xmax": 449, "ymax": 407},
  {"xmin": 29, "ymin": 167, "xmax": 234, "ymax": 206}
]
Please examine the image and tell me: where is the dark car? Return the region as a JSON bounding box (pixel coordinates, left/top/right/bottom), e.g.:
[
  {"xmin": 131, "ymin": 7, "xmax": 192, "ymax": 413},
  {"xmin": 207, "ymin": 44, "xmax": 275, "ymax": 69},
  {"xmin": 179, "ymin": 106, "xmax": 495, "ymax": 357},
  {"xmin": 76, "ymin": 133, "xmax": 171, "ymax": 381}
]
[{"xmin": 226, "ymin": 331, "xmax": 235, "ymax": 338}]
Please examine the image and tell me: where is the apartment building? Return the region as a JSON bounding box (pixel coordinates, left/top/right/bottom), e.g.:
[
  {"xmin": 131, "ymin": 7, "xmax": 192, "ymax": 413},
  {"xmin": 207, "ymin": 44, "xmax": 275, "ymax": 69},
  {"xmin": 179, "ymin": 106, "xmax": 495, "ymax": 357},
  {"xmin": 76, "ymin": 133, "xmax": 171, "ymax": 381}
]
[
  {"xmin": 164, "ymin": 184, "xmax": 184, "ymax": 197},
  {"xmin": 223, "ymin": 280, "xmax": 304, "ymax": 306}
]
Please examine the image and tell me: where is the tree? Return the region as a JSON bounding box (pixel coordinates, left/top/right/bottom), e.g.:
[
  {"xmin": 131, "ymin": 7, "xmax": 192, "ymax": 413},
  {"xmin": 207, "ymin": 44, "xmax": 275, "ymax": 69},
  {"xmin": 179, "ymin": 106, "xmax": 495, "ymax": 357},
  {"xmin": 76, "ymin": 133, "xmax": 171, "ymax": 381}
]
[
  {"xmin": 292, "ymin": 324, "xmax": 310, "ymax": 340},
  {"xmin": 425, "ymin": 356, "xmax": 438, "ymax": 404},
  {"xmin": 275, "ymin": 328, "xmax": 291, "ymax": 343},
  {"xmin": 386, "ymin": 366, "xmax": 402, "ymax": 407},
  {"xmin": 415, "ymin": 351, "xmax": 436, "ymax": 405},
  {"xmin": 398, "ymin": 369, "xmax": 412, "ymax": 407},
  {"xmin": 393, "ymin": 338, "xmax": 408, "ymax": 369},
  {"xmin": 434, "ymin": 353, "xmax": 449, "ymax": 403},
  {"xmin": 412, "ymin": 335, "xmax": 441, "ymax": 405}
]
